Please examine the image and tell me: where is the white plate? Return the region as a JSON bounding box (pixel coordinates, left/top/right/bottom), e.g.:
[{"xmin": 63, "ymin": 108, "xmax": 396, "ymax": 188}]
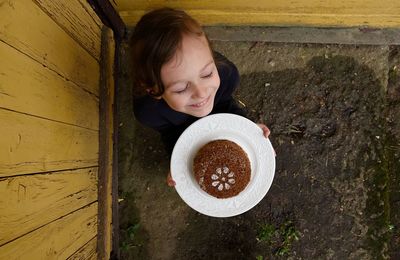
[{"xmin": 171, "ymin": 113, "xmax": 275, "ymax": 217}]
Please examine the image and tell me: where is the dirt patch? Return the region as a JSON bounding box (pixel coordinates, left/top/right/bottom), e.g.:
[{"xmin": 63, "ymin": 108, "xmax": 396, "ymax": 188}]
[
  {"xmin": 117, "ymin": 40, "xmax": 400, "ymax": 259},
  {"xmin": 386, "ymin": 46, "xmax": 400, "ymax": 260},
  {"xmin": 238, "ymin": 54, "xmax": 387, "ymax": 259}
]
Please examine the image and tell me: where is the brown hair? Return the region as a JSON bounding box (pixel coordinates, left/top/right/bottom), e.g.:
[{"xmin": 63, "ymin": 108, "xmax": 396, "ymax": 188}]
[{"xmin": 131, "ymin": 8, "xmax": 213, "ymax": 98}]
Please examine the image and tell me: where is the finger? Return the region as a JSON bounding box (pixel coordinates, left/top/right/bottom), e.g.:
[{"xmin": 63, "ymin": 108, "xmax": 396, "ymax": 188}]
[
  {"xmin": 167, "ymin": 177, "xmax": 176, "ymax": 187},
  {"xmin": 167, "ymin": 172, "xmax": 176, "ymax": 187},
  {"xmin": 167, "ymin": 179, "xmax": 176, "ymax": 187},
  {"xmin": 264, "ymin": 127, "xmax": 271, "ymax": 138},
  {"xmin": 261, "ymin": 126, "xmax": 270, "ymax": 138},
  {"xmin": 257, "ymin": 123, "xmax": 270, "ymax": 138}
]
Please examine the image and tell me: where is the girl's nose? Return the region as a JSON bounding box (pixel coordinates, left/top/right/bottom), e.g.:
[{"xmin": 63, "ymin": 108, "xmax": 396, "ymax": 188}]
[{"xmin": 192, "ymin": 84, "xmax": 207, "ymax": 98}]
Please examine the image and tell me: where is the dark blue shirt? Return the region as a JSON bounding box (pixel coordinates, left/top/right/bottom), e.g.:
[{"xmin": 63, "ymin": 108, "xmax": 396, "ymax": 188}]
[{"xmin": 133, "ymin": 52, "xmax": 247, "ymax": 155}]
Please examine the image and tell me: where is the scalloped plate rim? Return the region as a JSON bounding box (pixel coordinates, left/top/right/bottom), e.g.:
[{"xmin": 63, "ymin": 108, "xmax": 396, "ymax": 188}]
[{"xmin": 171, "ymin": 113, "xmax": 275, "ymax": 217}]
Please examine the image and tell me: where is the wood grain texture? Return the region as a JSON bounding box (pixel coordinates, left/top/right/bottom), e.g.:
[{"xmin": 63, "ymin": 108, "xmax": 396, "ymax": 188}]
[
  {"xmin": 67, "ymin": 236, "xmax": 97, "ymax": 260},
  {"xmin": 0, "ymin": 168, "xmax": 98, "ymax": 245},
  {"xmin": 97, "ymin": 27, "xmax": 115, "ymax": 260},
  {"xmin": 0, "ymin": 203, "xmax": 98, "ymax": 259},
  {"xmin": 0, "ymin": 41, "xmax": 99, "ymax": 130},
  {"xmin": 115, "ymin": 0, "xmax": 400, "ymax": 14},
  {"xmin": 33, "ymin": 0, "xmax": 102, "ymax": 61},
  {"xmin": 113, "ymin": 0, "xmax": 400, "ymax": 27},
  {"xmin": 0, "ymin": 0, "xmax": 100, "ymax": 96},
  {"xmin": 79, "ymin": 0, "xmax": 103, "ymax": 28},
  {"xmin": 0, "ymin": 109, "xmax": 98, "ymax": 177},
  {"xmin": 89, "ymin": 251, "xmax": 98, "ymax": 260},
  {"xmin": 108, "ymin": 0, "xmax": 118, "ymax": 10}
]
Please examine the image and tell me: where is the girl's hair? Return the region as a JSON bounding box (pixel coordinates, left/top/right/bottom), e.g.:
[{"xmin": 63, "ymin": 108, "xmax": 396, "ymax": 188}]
[{"xmin": 131, "ymin": 8, "xmax": 213, "ymax": 98}]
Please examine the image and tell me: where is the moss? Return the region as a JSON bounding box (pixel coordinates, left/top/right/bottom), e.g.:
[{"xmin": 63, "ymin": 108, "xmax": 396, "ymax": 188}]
[
  {"xmin": 118, "ymin": 192, "xmax": 150, "ymax": 259},
  {"xmin": 364, "ymin": 127, "xmax": 399, "ymax": 259},
  {"xmin": 364, "ymin": 160, "xmax": 390, "ymax": 258},
  {"xmin": 256, "ymin": 220, "xmax": 300, "ymax": 257},
  {"xmin": 364, "ymin": 49, "xmax": 400, "ymax": 256},
  {"xmin": 387, "ymin": 133, "xmax": 400, "ymax": 257}
]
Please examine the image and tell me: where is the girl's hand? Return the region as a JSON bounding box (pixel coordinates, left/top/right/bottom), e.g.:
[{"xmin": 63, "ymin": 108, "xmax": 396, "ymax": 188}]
[
  {"xmin": 257, "ymin": 123, "xmax": 276, "ymax": 156},
  {"xmin": 167, "ymin": 171, "xmax": 176, "ymax": 187},
  {"xmin": 257, "ymin": 123, "xmax": 271, "ymax": 138}
]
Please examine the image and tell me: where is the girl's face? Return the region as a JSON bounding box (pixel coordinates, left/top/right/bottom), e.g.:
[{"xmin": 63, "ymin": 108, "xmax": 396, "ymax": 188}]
[{"xmin": 159, "ymin": 34, "xmax": 220, "ymax": 117}]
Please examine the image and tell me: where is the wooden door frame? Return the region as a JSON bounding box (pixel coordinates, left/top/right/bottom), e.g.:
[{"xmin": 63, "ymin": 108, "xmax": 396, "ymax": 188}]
[
  {"xmin": 87, "ymin": 1, "xmax": 126, "ymax": 259},
  {"xmin": 87, "ymin": 0, "xmax": 126, "ymax": 41}
]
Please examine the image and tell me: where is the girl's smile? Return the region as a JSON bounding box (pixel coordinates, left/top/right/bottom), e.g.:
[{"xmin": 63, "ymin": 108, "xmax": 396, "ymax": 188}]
[{"xmin": 190, "ymin": 95, "xmax": 210, "ymax": 108}]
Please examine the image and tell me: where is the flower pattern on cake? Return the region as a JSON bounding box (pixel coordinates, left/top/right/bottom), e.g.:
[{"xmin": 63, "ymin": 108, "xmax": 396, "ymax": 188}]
[{"xmin": 210, "ymin": 166, "xmax": 235, "ymax": 191}]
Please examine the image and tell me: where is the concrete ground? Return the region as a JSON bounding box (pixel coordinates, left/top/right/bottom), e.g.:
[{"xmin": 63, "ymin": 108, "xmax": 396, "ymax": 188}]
[{"xmin": 117, "ymin": 27, "xmax": 400, "ymax": 259}]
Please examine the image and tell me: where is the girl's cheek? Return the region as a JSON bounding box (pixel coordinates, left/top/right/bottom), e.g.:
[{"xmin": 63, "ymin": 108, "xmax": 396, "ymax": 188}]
[
  {"xmin": 175, "ymin": 94, "xmax": 190, "ymax": 107},
  {"xmin": 213, "ymin": 74, "xmax": 221, "ymax": 88}
]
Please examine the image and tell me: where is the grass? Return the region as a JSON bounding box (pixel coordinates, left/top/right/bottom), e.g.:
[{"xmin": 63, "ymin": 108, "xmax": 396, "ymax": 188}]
[
  {"xmin": 256, "ymin": 220, "xmax": 301, "ymax": 257},
  {"xmin": 256, "ymin": 223, "xmax": 275, "ymax": 243},
  {"xmin": 120, "ymin": 222, "xmax": 142, "ymax": 252}
]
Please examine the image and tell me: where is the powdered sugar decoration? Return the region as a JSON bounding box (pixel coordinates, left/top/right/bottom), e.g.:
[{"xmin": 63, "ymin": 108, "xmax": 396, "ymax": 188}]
[{"xmin": 211, "ymin": 166, "xmax": 235, "ymax": 191}]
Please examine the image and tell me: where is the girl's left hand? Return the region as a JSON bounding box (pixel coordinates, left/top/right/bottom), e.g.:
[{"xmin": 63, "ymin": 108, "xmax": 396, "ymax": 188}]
[
  {"xmin": 167, "ymin": 171, "xmax": 176, "ymax": 187},
  {"xmin": 257, "ymin": 123, "xmax": 271, "ymax": 138},
  {"xmin": 257, "ymin": 123, "xmax": 276, "ymax": 156}
]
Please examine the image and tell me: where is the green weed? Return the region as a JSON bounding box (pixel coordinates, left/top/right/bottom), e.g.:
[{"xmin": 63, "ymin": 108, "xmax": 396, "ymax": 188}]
[
  {"xmin": 256, "ymin": 223, "xmax": 276, "ymax": 243},
  {"xmin": 256, "ymin": 220, "xmax": 301, "ymax": 257},
  {"xmin": 120, "ymin": 222, "xmax": 142, "ymax": 251},
  {"xmin": 127, "ymin": 223, "xmax": 141, "ymax": 240}
]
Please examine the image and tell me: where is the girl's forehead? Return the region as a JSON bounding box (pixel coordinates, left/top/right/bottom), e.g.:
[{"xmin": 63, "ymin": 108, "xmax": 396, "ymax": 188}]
[
  {"xmin": 161, "ymin": 35, "xmax": 214, "ymax": 88},
  {"xmin": 161, "ymin": 34, "xmax": 213, "ymax": 80}
]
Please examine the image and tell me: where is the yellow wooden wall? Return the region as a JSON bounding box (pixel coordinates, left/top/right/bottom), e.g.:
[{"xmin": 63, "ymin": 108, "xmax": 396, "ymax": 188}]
[
  {"xmin": 0, "ymin": 0, "xmax": 104, "ymax": 258},
  {"xmin": 111, "ymin": 0, "xmax": 400, "ymax": 28}
]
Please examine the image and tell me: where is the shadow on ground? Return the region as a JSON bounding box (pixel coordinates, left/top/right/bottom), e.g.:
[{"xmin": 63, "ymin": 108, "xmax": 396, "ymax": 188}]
[{"xmin": 117, "ymin": 41, "xmax": 400, "ymax": 259}]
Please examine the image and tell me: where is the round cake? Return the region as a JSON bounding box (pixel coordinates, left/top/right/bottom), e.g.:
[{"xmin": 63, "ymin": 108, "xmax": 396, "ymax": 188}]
[{"xmin": 193, "ymin": 139, "xmax": 251, "ymax": 199}]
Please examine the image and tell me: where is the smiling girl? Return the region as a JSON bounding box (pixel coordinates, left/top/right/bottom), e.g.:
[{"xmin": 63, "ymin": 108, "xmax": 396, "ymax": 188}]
[{"xmin": 132, "ymin": 8, "xmax": 270, "ymax": 186}]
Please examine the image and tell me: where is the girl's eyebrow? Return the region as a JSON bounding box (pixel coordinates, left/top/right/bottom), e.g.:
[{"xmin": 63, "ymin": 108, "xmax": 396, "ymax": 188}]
[
  {"xmin": 200, "ymin": 60, "xmax": 214, "ymax": 73},
  {"xmin": 167, "ymin": 79, "xmax": 185, "ymax": 89}
]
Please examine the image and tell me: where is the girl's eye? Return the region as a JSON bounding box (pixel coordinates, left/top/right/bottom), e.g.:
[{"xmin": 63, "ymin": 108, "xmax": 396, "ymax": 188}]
[
  {"xmin": 174, "ymin": 83, "xmax": 189, "ymax": 94},
  {"xmin": 201, "ymin": 71, "xmax": 213, "ymax": 78}
]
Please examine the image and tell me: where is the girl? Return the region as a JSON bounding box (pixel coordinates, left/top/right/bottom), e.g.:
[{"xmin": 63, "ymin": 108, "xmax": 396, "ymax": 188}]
[{"xmin": 131, "ymin": 8, "xmax": 270, "ymax": 186}]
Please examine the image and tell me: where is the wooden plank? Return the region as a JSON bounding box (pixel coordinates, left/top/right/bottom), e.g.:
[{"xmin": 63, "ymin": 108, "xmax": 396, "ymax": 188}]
[
  {"xmin": 0, "ymin": 41, "xmax": 99, "ymax": 130},
  {"xmin": 0, "ymin": 168, "xmax": 98, "ymax": 245},
  {"xmin": 33, "ymin": 0, "xmax": 102, "ymax": 61},
  {"xmin": 79, "ymin": 0, "xmax": 104, "ymax": 29},
  {"xmin": 67, "ymin": 236, "xmax": 97, "ymax": 260},
  {"xmin": 121, "ymin": 10, "xmax": 400, "ymax": 28},
  {"xmin": 0, "ymin": 109, "xmax": 98, "ymax": 177},
  {"xmin": 89, "ymin": 251, "xmax": 98, "ymax": 260},
  {"xmin": 0, "ymin": 0, "xmax": 100, "ymax": 96},
  {"xmin": 109, "ymin": 0, "xmax": 118, "ymax": 11},
  {"xmin": 87, "ymin": 0, "xmax": 126, "ymax": 40},
  {"xmin": 114, "ymin": 0, "xmax": 400, "ymax": 27},
  {"xmin": 0, "ymin": 203, "xmax": 98, "ymax": 259},
  {"xmin": 115, "ymin": 0, "xmax": 400, "ymax": 15},
  {"xmin": 97, "ymin": 27, "xmax": 115, "ymax": 260}
]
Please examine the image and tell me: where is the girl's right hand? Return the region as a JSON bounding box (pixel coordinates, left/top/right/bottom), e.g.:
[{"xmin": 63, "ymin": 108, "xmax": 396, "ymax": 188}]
[{"xmin": 167, "ymin": 171, "xmax": 176, "ymax": 187}]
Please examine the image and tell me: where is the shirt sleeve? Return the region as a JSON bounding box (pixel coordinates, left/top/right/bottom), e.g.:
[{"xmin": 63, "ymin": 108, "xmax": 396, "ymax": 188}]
[
  {"xmin": 133, "ymin": 95, "xmax": 194, "ymax": 157},
  {"xmin": 159, "ymin": 124, "xmax": 189, "ymax": 156},
  {"xmin": 133, "ymin": 96, "xmax": 171, "ymax": 131},
  {"xmin": 213, "ymin": 52, "xmax": 248, "ymax": 118}
]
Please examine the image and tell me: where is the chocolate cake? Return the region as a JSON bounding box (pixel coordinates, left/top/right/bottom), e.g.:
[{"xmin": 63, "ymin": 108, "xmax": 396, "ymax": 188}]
[{"xmin": 193, "ymin": 139, "xmax": 251, "ymax": 198}]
